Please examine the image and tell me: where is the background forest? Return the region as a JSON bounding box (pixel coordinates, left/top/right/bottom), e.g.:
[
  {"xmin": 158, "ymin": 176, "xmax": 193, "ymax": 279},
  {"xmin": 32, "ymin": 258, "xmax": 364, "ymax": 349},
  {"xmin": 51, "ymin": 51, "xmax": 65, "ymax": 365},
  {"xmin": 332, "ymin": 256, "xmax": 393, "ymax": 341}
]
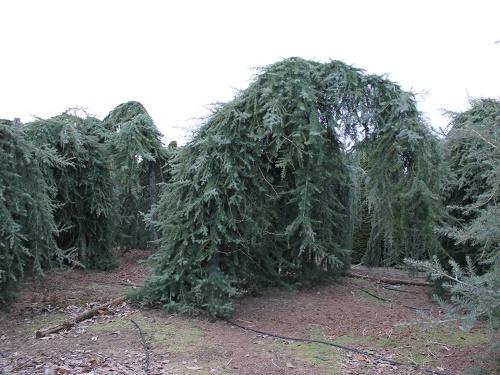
[{"xmin": 1, "ymin": 58, "xmax": 498, "ymax": 328}]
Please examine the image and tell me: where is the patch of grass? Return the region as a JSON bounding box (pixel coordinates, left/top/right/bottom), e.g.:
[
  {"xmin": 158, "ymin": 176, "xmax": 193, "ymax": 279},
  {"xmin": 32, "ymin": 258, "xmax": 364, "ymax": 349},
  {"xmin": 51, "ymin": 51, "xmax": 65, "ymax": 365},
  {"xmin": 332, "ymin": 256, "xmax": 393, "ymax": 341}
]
[
  {"xmin": 87, "ymin": 313, "xmax": 204, "ymax": 353},
  {"xmin": 274, "ymin": 340, "xmax": 342, "ymax": 375},
  {"xmin": 390, "ymin": 325, "xmax": 490, "ymax": 349},
  {"xmin": 18, "ymin": 312, "xmax": 66, "ymax": 334},
  {"xmin": 274, "ymin": 323, "xmax": 489, "ymax": 371},
  {"xmin": 268, "ymin": 325, "xmax": 343, "ymax": 374},
  {"xmin": 307, "ymin": 324, "xmax": 329, "ymax": 339},
  {"xmin": 426, "ymin": 329, "xmax": 489, "ymax": 347},
  {"xmin": 152, "ymin": 322, "xmax": 203, "ymax": 352},
  {"xmin": 352, "ymin": 289, "xmax": 391, "ymax": 306},
  {"xmin": 334, "ymin": 334, "xmax": 385, "ymax": 347}
]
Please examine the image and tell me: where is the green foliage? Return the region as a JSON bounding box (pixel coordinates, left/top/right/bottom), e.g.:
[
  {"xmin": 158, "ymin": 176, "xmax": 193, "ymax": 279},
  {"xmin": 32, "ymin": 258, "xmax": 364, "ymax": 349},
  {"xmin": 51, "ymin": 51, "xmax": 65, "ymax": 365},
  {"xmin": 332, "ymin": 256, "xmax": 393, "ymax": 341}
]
[
  {"xmin": 406, "ymin": 256, "xmax": 499, "ymax": 331},
  {"xmin": 104, "ymin": 101, "xmax": 170, "ymax": 249},
  {"xmin": 360, "ymin": 115, "xmax": 443, "ymax": 266},
  {"xmin": 406, "ymin": 99, "xmax": 499, "ymax": 349},
  {"xmin": 349, "ymin": 152, "xmax": 371, "ymax": 263},
  {"xmin": 141, "ymin": 57, "xmax": 442, "ymax": 316},
  {"xmin": 0, "ymin": 120, "xmax": 61, "ymax": 304},
  {"xmin": 1, "ymin": 101, "xmax": 173, "ymax": 304},
  {"xmin": 25, "ymin": 114, "xmax": 115, "ymax": 269},
  {"xmin": 441, "ymin": 98, "xmax": 499, "ymax": 265}
]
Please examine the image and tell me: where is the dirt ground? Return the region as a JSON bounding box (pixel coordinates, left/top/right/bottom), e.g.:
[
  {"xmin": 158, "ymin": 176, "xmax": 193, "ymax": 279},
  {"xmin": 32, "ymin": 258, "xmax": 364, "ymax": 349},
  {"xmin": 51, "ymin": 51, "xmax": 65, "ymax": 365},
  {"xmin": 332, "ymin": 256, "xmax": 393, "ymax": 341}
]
[{"xmin": 0, "ymin": 250, "xmax": 497, "ymax": 375}]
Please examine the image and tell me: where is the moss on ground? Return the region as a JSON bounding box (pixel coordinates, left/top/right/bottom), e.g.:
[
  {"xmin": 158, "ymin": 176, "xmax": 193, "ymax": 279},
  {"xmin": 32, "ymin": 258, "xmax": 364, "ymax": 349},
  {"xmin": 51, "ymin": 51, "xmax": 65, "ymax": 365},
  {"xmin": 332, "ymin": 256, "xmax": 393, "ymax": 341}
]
[
  {"xmin": 352, "ymin": 289, "xmax": 392, "ymax": 306},
  {"xmin": 87, "ymin": 312, "xmax": 204, "ymax": 353},
  {"xmin": 272, "ymin": 340, "xmax": 342, "ymax": 375},
  {"xmin": 269, "ymin": 324, "xmax": 343, "ymax": 374},
  {"xmin": 420, "ymin": 328, "xmax": 489, "ymax": 347},
  {"xmin": 271, "ymin": 322, "xmax": 490, "ymax": 371}
]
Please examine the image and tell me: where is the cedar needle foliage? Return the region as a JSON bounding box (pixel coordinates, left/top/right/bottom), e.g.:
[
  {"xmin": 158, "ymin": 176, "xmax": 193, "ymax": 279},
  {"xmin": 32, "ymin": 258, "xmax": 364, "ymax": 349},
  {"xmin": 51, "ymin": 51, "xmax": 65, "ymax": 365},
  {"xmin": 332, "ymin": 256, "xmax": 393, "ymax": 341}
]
[
  {"xmin": 1, "ymin": 102, "xmax": 171, "ymax": 303},
  {"xmin": 0, "ymin": 120, "xmax": 62, "ymax": 304},
  {"xmin": 104, "ymin": 101, "xmax": 170, "ymax": 249},
  {"xmin": 441, "ymin": 98, "xmax": 500, "ymax": 265},
  {"xmin": 25, "ymin": 114, "xmax": 116, "ymax": 269},
  {"xmin": 140, "ymin": 57, "xmax": 443, "ymax": 317},
  {"xmin": 408, "ymin": 99, "xmax": 499, "ymax": 332}
]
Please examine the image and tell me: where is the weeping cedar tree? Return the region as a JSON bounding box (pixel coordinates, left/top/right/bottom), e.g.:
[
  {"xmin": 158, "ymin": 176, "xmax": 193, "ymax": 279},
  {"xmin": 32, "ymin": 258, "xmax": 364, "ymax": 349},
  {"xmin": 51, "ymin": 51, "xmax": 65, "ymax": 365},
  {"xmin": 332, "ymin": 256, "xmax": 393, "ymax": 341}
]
[
  {"xmin": 0, "ymin": 120, "xmax": 62, "ymax": 304},
  {"xmin": 140, "ymin": 57, "xmax": 443, "ymax": 317},
  {"xmin": 408, "ymin": 99, "xmax": 499, "ymax": 330},
  {"xmin": 104, "ymin": 101, "xmax": 170, "ymax": 249},
  {"xmin": 354, "ymin": 118, "xmax": 443, "ymax": 267},
  {"xmin": 25, "ymin": 114, "xmax": 115, "ymax": 269},
  {"xmin": 442, "ymin": 98, "xmax": 499, "ymax": 266}
]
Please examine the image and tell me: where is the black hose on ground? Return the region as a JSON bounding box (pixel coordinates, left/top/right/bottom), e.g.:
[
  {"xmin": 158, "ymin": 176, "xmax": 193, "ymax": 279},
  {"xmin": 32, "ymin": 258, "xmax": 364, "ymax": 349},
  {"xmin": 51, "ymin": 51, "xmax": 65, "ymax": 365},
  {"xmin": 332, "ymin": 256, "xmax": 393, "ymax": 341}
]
[{"xmin": 224, "ymin": 319, "xmax": 450, "ymax": 375}]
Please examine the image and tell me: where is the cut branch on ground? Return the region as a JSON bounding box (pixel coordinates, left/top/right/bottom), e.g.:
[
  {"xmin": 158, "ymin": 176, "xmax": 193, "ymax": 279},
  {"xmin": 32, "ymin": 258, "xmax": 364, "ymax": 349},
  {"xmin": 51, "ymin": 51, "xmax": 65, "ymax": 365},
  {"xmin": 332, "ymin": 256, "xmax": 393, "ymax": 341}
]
[
  {"xmin": 346, "ymin": 272, "xmax": 431, "ymax": 286},
  {"xmin": 35, "ymin": 296, "xmax": 127, "ymax": 338}
]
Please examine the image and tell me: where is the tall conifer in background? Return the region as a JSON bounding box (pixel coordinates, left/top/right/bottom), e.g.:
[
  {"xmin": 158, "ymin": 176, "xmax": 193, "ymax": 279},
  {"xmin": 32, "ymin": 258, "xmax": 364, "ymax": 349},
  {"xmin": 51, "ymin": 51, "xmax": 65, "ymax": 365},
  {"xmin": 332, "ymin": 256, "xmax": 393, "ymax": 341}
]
[{"xmin": 104, "ymin": 101, "xmax": 170, "ymax": 249}]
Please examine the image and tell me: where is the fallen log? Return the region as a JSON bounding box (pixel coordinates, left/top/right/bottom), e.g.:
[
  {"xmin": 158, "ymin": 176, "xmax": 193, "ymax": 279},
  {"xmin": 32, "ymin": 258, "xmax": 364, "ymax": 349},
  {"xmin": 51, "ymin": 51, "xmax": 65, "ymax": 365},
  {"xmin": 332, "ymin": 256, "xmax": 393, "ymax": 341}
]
[
  {"xmin": 35, "ymin": 295, "xmax": 127, "ymax": 338},
  {"xmin": 346, "ymin": 272, "xmax": 431, "ymax": 287}
]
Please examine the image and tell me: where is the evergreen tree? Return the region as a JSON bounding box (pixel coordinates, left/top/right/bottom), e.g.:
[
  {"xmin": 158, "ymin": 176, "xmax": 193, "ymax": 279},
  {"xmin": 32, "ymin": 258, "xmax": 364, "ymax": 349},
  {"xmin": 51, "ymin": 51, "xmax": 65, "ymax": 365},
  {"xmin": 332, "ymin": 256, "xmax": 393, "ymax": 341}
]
[
  {"xmin": 0, "ymin": 119, "xmax": 62, "ymax": 304},
  {"xmin": 360, "ymin": 108, "xmax": 443, "ymax": 266},
  {"xmin": 350, "ymin": 151, "xmax": 371, "ymax": 264},
  {"xmin": 25, "ymin": 114, "xmax": 115, "ymax": 269},
  {"xmin": 407, "ymin": 98, "xmax": 499, "ymax": 332},
  {"xmin": 104, "ymin": 101, "xmax": 170, "ymax": 249},
  {"xmin": 140, "ymin": 58, "xmax": 443, "ymax": 316},
  {"xmin": 441, "ymin": 99, "xmax": 499, "ymax": 265}
]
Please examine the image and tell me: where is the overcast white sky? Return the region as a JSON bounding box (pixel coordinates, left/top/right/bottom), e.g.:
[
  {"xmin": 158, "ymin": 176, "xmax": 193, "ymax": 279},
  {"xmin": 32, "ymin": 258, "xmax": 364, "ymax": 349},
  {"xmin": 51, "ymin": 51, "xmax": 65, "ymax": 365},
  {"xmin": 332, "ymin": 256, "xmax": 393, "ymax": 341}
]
[{"xmin": 1, "ymin": 0, "xmax": 499, "ymax": 144}]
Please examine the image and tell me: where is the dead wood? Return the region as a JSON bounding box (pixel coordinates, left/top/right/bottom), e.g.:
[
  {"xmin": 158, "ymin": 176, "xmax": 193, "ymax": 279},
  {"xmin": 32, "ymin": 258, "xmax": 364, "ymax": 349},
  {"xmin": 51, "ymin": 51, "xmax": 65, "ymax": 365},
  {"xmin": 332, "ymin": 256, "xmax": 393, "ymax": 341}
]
[
  {"xmin": 68, "ymin": 259, "xmax": 86, "ymax": 270},
  {"xmin": 382, "ymin": 285, "xmax": 412, "ymax": 293},
  {"xmin": 35, "ymin": 295, "xmax": 127, "ymax": 338},
  {"xmin": 346, "ymin": 272, "xmax": 431, "ymax": 286}
]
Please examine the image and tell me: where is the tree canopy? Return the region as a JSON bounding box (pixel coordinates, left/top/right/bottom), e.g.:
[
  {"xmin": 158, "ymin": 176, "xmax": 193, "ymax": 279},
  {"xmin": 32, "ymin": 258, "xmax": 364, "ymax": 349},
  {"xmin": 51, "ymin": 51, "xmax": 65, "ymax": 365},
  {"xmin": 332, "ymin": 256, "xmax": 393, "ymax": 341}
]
[
  {"xmin": 1, "ymin": 101, "xmax": 173, "ymax": 303},
  {"xmin": 104, "ymin": 101, "xmax": 170, "ymax": 249},
  {"xmin": 0, "ymin": 120, "xmax": 62, "ymax": 304},
  {"xmin": 140, "ymin": 57, "xmax": 443, "ymax": 316},
  {"xmin": 6, "ymin": 59, "xmax": 493, "ymax": 321},
  {"xmin": 441, "ymin": 98, "xmax": 499, "ymax": 265},
  {"xmin": 26, "ymin": 114, "xmax": 116, "ymax": 269},
  {"xmin": 407, "ymin": 98, "xmax": 499, "ymax": 330}
]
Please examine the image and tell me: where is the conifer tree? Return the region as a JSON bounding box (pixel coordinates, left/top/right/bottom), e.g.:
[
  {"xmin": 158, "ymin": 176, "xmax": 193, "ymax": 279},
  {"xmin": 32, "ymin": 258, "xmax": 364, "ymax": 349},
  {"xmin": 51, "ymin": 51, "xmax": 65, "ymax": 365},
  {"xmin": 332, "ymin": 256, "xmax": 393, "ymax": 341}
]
[
  {"xmin": 360, "ymin": 105, "xmax": 443, "ymax": 266},
  {"xmin": 25, "ymin": 114, "xmax": 115, "ymax": 269},
  {"xmin": 407, "ymin": 98, "xmax": 499, "ymax": 331},
  {"xmin": 441, "ymin": 98, "xmax": 499, "ymax": 265},
  {"xmin": 140, "ymin": 58, "xmax": 443, "ymax": 316},
  {"xmin": 0, "ymin": 120, "xmax": 62, "ymax": 304},
  {"xmin": 104, "ymin": 101, "xmax": 170, "ymax": 249}
]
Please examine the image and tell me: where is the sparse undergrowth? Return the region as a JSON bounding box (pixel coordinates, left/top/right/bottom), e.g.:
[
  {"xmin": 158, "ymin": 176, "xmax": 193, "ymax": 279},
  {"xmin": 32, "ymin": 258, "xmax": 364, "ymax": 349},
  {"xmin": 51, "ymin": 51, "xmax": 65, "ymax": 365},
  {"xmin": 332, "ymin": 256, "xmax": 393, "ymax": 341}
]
[
  {"xmin": 86, "ymin": 312, "xmax": 205, "ymax": 353},
  {"xmin": 0, "ymin": 251, "xmax": 496, "ymax": 374},
  {"xmin": 270, "ymin": 322, "xmax": 491, "ymax": 373}
]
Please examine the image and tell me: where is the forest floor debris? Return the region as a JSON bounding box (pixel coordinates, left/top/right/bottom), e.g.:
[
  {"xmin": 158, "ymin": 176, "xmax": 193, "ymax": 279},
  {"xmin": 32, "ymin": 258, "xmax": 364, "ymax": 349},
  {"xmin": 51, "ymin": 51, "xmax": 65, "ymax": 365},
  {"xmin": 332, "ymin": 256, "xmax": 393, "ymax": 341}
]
[{"xmin": 0, "ymin": 250, "xmax": 496, "ymax": 374}]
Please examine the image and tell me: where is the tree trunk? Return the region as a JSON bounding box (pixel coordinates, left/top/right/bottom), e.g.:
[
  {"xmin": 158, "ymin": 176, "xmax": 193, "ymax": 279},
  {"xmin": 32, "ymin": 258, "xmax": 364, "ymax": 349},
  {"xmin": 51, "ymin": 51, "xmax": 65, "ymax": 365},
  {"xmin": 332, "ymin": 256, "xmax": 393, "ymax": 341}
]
[
  {"xmin": 148, "ymin": 161, "xmax": 158, "ymax": 245},
  {"xmin": 79, "ymin": 233, "xmax": 87, "ymax": 262}
]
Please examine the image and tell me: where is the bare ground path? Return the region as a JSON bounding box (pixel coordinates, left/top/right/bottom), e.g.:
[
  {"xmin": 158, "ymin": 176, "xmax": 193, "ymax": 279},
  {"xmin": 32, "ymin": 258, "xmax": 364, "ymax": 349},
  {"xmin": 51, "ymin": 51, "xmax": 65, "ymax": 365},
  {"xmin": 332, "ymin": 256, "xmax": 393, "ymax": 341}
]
[{"xmin": 0, "ymin": 250, "xmax": 496, "ymax": 374}]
